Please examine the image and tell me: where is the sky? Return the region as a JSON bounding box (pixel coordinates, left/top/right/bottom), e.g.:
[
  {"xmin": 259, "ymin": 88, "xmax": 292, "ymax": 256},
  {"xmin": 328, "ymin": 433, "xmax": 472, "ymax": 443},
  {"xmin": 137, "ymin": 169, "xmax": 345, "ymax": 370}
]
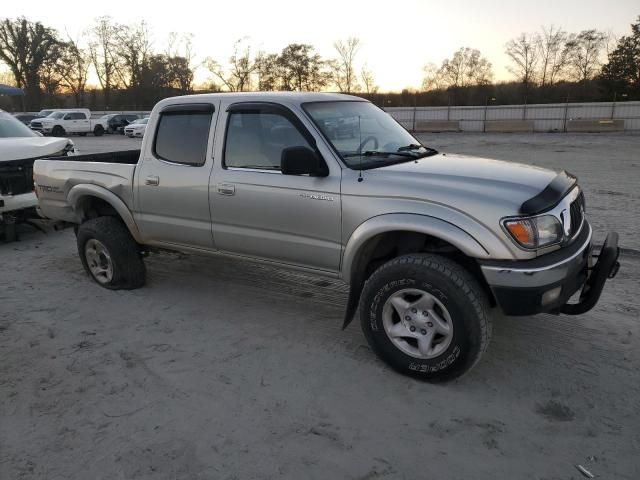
[{"xmin": 2, "ymin": 0, "xmax": 638, "ymax": 91}]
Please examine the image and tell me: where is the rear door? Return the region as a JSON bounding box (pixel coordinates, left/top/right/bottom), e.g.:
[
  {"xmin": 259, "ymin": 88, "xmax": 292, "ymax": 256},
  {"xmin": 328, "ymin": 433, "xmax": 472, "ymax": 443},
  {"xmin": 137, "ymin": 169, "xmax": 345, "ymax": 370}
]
[
  {"xmin": 134, "ymin": 102, "xmax": 219, "ymax": 249},
  {"xmin": 71, "ymin": 112, "xmax": 90, "ymax": 132}
]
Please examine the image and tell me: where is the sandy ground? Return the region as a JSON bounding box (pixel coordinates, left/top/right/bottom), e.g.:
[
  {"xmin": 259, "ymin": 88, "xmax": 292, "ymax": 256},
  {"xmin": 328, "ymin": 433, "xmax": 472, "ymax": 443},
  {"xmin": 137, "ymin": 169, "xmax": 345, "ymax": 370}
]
[{"xmin": 1, "ymin": 133, "xmax": 639, "ymax": 479}]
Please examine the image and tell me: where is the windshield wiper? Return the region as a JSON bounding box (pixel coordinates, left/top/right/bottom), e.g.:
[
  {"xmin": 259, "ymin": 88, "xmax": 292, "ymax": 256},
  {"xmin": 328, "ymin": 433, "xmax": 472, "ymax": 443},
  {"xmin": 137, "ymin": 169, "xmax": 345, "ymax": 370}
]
[
  {"xmin": 343, "ymin": 151, "xmax": 417, "ymax": 158},
  {"xmin": 397, "ymin": 144, "xmax": 424, "ymax": 152}
]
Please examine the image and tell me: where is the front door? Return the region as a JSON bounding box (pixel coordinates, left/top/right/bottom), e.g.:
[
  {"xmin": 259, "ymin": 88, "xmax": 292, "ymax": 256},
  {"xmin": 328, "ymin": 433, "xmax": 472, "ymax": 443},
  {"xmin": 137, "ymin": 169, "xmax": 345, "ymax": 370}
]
[
  {"xmin": 134, "ymin": 102, "xmax": 219, "ymax": 249},
  {"xmin": 210, "ymin": 102, "xmax": 342, "ymax": 272}
]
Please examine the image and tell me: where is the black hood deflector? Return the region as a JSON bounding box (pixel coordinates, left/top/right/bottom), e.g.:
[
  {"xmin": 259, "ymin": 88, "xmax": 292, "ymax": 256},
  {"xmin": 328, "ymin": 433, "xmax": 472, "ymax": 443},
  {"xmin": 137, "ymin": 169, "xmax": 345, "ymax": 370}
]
[{"xmin": 519, "ymin": 170, "xmax": 577, "ymax": 215}]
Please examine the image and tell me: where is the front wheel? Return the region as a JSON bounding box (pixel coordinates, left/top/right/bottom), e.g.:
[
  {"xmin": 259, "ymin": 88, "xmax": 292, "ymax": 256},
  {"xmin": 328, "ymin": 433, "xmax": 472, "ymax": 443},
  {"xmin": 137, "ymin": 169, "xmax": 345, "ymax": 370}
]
[
  {"xmin": 360, "ymin": 254, "xmax": 491, "ymax": 382},
  {"xmin": 76, "ymin": 216, "xmax": 145, "ymax": 290}
]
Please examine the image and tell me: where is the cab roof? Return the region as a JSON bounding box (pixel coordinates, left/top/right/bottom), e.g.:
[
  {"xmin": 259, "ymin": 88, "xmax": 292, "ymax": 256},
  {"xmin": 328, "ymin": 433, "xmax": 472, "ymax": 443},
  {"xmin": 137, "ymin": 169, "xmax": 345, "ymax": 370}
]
[{"xmin": 155, "ymin": 92, "xmax": 366, "ymax": 109}]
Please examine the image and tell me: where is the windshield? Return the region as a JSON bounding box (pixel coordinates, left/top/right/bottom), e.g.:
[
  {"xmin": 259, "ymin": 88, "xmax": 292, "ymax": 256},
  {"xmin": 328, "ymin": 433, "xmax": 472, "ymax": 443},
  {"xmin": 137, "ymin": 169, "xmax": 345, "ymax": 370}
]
[
  {"xmin": 0, "ymin": 111, "xmax": 38, "ymax": 138},
  {"xmin": 303, "ymin": 101, "xmax": 436, "ymax": 169},
  {"xmin": 49, "ymin": 112, "xmax": 66, "ymax": 119}
]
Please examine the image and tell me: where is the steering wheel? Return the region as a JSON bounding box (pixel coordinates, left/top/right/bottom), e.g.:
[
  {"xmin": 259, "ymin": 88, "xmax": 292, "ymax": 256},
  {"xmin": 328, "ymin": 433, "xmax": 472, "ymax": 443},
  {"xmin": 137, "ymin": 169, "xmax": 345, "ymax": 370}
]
[{"xmin": 357, "ymin": 136, "xmax": 379, "ymax": 153}]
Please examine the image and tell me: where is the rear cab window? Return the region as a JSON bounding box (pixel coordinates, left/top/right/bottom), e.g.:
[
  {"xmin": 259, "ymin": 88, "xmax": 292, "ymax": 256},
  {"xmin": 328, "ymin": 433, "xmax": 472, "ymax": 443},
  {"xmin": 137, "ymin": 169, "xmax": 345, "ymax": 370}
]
[{"xmin": 153, "ymin": 104, "xmax": 214, "ymax": 166}]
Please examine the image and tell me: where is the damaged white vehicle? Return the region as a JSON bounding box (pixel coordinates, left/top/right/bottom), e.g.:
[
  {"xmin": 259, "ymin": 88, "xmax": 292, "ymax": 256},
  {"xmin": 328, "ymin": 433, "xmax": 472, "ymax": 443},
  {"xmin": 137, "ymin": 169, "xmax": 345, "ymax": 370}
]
[{"xmin": 0, "ymin": 109, "xmax": 75, "ymax": 241}]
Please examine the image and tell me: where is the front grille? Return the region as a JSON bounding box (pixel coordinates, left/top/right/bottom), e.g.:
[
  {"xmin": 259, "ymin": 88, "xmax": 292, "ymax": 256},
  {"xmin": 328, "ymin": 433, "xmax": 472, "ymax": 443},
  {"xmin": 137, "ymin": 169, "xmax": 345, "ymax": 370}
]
[
  {"xmin": 31, "ymin": 122, "xmax": 42, "ymax": 128},
  {"xmin": 569, "ymin": 190, "xmax": 585, "ymax": 236},
  {"xmin": 0, "ymin": 162, "xmax": 34, "ymax": 196}
]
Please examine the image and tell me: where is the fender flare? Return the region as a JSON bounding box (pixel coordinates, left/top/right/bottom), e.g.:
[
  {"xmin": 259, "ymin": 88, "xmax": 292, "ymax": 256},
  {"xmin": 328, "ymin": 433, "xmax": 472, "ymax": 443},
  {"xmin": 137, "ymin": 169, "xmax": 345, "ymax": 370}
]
[
  {"xmin": 67, "ymin": 184, "xmax": 142, "ymax": 243},
  {"xmin": 340, "ymin": 213, "xmax": 502, "ymax": 329}
]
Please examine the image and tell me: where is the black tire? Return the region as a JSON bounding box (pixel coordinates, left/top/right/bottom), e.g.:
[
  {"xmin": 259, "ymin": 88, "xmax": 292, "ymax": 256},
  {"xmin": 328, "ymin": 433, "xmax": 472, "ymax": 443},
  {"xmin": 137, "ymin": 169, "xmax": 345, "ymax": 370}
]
[
  {"xmin": 76, "ymin": 216, "xmax": 145, "ymax": 290},
  {"xmin": 52, "ymin": 125, "xmax": 65, "ymax": 136},
  {"xmin": 359, "ymin": 254, "xmax": 491, "ymax": 382},
  {"xmin": 93, "ymin": 125, "xmax": 104, "ymax": 136}
]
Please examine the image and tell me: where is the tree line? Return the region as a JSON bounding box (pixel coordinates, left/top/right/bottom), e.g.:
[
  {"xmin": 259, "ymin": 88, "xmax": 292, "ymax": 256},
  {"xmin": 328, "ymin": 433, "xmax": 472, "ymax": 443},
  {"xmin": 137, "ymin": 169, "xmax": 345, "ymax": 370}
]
[
  {"xmin": 418, "ymin": 17, "xmax": 639, "ymax": 106},
  {"xmin": 0, "ymin": 17, "xmax": 194, "ymax": 110},
  {"xmin": 0, "ymin": 15, "xmax": 638, "ymax": 111}
]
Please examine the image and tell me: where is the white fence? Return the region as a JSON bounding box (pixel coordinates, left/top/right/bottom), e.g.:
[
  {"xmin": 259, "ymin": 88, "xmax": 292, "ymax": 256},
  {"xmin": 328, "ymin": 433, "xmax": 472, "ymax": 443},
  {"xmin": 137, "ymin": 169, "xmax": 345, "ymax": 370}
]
[
  {"xmin": 21, "ymin": 101, "xmax": 640, "ymax": 133},
  {"xmin": 386, "ymin": 101, "xmax": 640, "ymax": 132}
]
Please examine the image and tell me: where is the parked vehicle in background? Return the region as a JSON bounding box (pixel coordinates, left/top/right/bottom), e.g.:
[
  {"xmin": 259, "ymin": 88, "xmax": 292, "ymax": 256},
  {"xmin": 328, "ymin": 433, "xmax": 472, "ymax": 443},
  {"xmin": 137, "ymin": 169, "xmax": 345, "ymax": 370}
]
[
  {"xmin": 102, "ymin": 113, "xmax": 140, "ymax": 134},
  {"xmin": 35, "ymin": 109, "xmax": 58, "ymax": 118},
  {"xmin": 124, "ymin": 118, "xmax": 148, "ymax": 138},
  {"xmin": 30, "ymin": 109, "xmax": 107, "ymax": 137},
  {"xmin": 34, "ymin": 92, "xmax": 620, "ymax": 381},
  {"xmin": 13, "ymin": 114, "xmax": 37, "ymax": 125},
  {"xmin": 0, "ymin": 109, "xmax": 74, "ymax": 241}
]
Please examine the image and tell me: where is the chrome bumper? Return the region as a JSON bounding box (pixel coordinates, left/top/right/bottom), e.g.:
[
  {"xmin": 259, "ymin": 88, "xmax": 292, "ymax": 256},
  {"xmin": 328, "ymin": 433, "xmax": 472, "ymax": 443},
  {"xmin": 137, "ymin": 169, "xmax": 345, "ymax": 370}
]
[{"xmin": 481, "ymin": 223, "xmax": 592, "ymax": 289}]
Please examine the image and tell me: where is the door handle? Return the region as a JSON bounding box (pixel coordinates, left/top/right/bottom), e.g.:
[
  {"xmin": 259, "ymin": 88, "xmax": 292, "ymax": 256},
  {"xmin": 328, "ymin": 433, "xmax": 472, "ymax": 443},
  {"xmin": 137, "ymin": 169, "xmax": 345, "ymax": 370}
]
[
  {"xmin": 145, "ymin": 175, "xmax": 160, "ymax": 186},
  {"xmin": 217, "ymin": 184, "xmax": 235, "ymax": 195}
]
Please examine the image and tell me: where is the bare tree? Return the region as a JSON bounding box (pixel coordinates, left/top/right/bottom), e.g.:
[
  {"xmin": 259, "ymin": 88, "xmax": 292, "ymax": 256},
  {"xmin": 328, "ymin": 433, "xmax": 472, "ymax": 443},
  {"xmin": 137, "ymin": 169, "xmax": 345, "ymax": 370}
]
[
  {"xmin": 505, "ymin": 33, "xmax": 539, "ymax": 87},
  {"xmin": 115, "ymin": 21, "xmax": 152, "ymax": 89},
  {"xmin": 536, "ymin": 25, "xmax": 569, "ymax": 86},
  {"xmin": 166, "ymin": 32, "xmax": 197, "ymax": 91},
  {"xmin": 564, "ymin": 29, "xmax": 607, "ymax": 82},
  {"xmin": 438, "ymin": 47, "xmax": 493, "ymax": 88},
  {"xmin": 39, "ymin": 41, "xmax": 71, "ymax": 100},
  {"xmin": 421, "ymin": 62, "xmax": 442, "ymax": 91},
  {"xmin": 332, "ymin": 37, "xmax": 361, "ymax": 93},
  {"xmin": 0, "ymin": 17, "xmax": 61, "ymax": 109},
  {"xmin": 206, "ymin": 38, "xmax": 259, "ymax": 91},
  {"xmin": 277, "ymin": 43, "xmax": 330, "ymax": 91},
  {"xmin": 60, "ymin": 35, "xmax": 91, "ymax": 106},
  {"xmin": 360, "ymin": 64, "xmax": 378, "ymax": 94},
  {"xmin": 88, "ymin": 17, "xmax": 123, "ymax": 108}
]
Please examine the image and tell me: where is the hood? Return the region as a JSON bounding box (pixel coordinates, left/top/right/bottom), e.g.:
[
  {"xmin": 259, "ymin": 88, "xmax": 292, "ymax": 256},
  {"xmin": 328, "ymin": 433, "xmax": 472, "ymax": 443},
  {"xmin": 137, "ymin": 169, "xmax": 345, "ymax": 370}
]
[
  {"xmin": 347, "ymin": 153, "xmax": 561, "ymax": 220},
  {"xmin": 0, "ymin": 137, "xmax": 70, "ymax": 162}
]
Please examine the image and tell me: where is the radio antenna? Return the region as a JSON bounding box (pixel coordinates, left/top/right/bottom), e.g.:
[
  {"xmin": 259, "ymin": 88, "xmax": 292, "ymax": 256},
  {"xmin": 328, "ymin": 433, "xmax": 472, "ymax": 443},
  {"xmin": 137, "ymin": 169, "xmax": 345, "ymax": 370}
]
[{"xmin": 357, "ymin": 115, "xmax": 363, "ymax": 182}]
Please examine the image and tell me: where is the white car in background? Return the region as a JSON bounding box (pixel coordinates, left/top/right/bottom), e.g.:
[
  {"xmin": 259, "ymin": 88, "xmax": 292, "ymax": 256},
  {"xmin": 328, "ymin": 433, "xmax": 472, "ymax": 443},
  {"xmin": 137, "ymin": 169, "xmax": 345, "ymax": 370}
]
[
  {"xmin": 124, "ymin": 118, "xmax": 148, "ymax": 138},
  {"xmin": 0, "ymin": 109, "xmax": 75, "ymax": 241},
  {"xmin": 30, "ymin": 109, "xmax": 108, "ymax": 137}
]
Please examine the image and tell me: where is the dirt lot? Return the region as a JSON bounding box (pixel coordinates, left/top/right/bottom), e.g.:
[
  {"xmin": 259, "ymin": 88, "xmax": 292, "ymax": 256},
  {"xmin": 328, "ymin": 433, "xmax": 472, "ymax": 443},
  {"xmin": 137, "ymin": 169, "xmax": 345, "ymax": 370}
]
[{"xmin": 1, "ymin": 133, "xmax": 639, "ymax": 479}]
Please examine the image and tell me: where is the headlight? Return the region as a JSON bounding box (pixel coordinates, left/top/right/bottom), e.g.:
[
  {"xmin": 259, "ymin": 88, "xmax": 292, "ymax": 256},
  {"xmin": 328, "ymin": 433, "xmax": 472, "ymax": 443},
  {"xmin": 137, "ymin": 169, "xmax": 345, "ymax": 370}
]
[
  {"xmin": 504, "ymin": 215, "xmax": 563, "ymax": 249},
  {"xmin": 51, "ymin": 140, "xmax": 76, "ymax": 157},
  {"xmin": 64, "ymin": 140, "xmax": 76, "ymax": 155}
]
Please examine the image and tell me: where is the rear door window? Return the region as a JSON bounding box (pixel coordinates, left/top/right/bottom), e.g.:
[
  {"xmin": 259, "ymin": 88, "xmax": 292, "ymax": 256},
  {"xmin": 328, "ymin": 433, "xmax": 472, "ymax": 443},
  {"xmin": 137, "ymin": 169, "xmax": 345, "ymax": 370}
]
[{"xmin": 153, "ymin": 105, "xmax": 214, "ymax": 166}]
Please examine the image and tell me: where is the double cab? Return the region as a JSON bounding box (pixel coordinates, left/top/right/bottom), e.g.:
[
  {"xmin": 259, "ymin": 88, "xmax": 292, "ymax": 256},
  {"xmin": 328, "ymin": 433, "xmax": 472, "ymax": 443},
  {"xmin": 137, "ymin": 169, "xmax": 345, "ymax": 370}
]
[{"xmin": 33, "ymin": 93, "xmax": 620, "ymax": 381}]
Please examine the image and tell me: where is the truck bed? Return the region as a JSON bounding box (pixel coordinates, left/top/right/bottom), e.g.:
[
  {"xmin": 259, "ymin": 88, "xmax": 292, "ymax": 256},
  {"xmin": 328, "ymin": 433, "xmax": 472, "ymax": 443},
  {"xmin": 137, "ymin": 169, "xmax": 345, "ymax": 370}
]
[
  {"xmin": 47, "ymin": 149, "xmax": 141, "ymax": 164},
  {"xmin": 34, "ymin": 151, "xmax": 140, "ymax": 224}
]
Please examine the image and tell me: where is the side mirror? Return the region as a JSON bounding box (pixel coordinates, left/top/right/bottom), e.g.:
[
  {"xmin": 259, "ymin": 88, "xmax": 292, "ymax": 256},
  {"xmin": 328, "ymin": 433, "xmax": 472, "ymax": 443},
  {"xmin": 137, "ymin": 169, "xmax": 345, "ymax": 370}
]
[{"xmin": 281, "ymin": 146, "xmax": 328, "ymax": 177}]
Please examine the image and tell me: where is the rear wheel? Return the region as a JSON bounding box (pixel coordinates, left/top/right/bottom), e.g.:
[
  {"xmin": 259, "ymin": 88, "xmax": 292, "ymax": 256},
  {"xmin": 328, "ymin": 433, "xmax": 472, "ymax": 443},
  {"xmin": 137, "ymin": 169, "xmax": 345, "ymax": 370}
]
[
  {"xmin": 76, "ymin": 216, "xmax": 145, "ymax": 290},
  {"xmin": 93, "ymin": 125, "xmax": 104, "ymax": 136},
  {"xmin": 360, "ymin": 254, "xmax": 491, "ymax": 382}
]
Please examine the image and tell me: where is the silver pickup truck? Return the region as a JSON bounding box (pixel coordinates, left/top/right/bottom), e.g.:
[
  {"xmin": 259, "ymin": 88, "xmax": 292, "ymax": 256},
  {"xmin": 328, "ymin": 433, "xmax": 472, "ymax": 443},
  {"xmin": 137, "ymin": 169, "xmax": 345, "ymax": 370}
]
[{"xmin": 34, "ymin": 93, "xmax": 620, "ymax": 381}]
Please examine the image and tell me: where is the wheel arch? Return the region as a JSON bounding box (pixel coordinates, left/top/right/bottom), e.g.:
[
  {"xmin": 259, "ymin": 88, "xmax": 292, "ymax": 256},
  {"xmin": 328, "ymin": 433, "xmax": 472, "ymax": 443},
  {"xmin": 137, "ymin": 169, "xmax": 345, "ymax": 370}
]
[
  {"xmin": 68, "ymin": 185, "xmax": 142, "ymax": 243},
  {"xmin": 340, "ymin": 214, "xmax": 497, "ymax": 329}
]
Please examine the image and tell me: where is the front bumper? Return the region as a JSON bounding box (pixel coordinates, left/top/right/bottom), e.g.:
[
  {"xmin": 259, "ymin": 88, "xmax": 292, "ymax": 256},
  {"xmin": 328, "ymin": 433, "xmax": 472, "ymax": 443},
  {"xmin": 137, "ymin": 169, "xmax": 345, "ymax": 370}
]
[{"xmin": 480, "ymin": 223, "xmax": 620, "ymax": 316}]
